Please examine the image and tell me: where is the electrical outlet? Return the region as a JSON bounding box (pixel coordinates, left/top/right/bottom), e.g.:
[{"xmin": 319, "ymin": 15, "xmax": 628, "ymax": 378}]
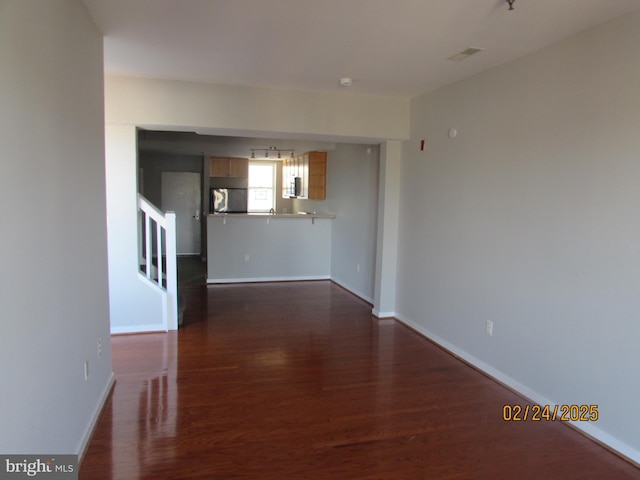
[
  {"xmin": 97, "ymin": 338, "xmax": 102, "ymax": 358},
  {"xmin": 84, "ymin": 361, "xmax": 89, "ymax": 380},
  {"xmin": 244, "ymin": 254, "xmax": 250, "ymax": 262},
  {"xmin": 485, "ymin": 320, "xmax": 494, "ymax": 336},
  {"xmin": 356, "ymin": 264, "xmax": 360, "ymax": 273}
]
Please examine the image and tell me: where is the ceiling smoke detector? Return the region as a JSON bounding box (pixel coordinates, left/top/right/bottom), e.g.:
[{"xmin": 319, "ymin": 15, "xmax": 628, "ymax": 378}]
[{"xmin": 339, "ymin": 77, "xmax": 353, "ymax": 87}]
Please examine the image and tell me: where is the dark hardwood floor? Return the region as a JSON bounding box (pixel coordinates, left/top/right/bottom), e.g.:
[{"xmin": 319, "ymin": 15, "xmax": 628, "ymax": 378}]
[{"xmin": 80, "ymin": 281, "xmax": 639, "ymax": 479}]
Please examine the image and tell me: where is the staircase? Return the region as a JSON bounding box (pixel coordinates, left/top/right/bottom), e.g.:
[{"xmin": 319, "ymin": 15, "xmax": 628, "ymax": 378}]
[{"xmin": 138, "ymin": 194, "xmax": 179, "ymax": 330}]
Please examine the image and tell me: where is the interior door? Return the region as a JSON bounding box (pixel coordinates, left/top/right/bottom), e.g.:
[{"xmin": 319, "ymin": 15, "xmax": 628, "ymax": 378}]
[{"xmin": 161, "ymin": 172, "xmax": 201, "ymax": 255}]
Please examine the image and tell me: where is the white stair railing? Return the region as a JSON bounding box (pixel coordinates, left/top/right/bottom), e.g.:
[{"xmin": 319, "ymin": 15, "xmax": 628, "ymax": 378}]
[{"xmin": 138, "ymin": 194, "xmax": 178, "ymax": 331}]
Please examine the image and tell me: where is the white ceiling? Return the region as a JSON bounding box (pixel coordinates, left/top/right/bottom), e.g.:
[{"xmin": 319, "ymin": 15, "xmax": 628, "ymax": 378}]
[
  {"xmin": 83, "ymin": 0, "xmax": 640, "ymax": 98},
  {"xmin": 83, "ymin": 0, "xmax": 640, "ymax": 157}
]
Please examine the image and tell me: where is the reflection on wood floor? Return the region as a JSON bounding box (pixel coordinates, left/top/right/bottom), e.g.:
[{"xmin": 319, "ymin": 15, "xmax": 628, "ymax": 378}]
[{"xmin": 80, "ymin": 281, "xmax": 639, "ymax": 479}]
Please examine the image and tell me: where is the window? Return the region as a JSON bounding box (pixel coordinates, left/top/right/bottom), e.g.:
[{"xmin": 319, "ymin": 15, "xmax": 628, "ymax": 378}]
[{"xmin": 248, "ymin": 162, "xmax": 276, "ymax": 212}]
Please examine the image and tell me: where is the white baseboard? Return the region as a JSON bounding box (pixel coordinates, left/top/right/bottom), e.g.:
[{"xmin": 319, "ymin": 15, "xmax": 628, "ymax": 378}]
[
  {"xmin": 330, "ymin": 278, "xmax": 374, "ymax": 304},
  {"xmin": 372, "ymin": 309, "xmax": 396, "ymax": 319},
  {"xmin": 207, "ymin": 275, "xmax": 330, "ymax": 284},
  {"xmin": 110, "ymin": 324, "xmax": 167, "ymax": 334},
  {"xmin": 77, "ymin": 373, "xmax": 115, "ymax": 462},
  {"xmin": 394, "ymin": 313, "xmax": 640, "ymax": 467}
]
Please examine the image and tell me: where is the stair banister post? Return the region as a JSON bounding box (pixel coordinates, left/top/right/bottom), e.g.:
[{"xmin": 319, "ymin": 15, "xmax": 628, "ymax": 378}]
[
  {"xmin": 156, "ymin": 221, "xmax": 163, "ymax": 285},
  {"xmin": 165, "ymin": 211, "xmax": 178, "ymax": 331},
  {"xmin": 145, "ymin": 212, "xmax": 152, "ymax": 280}
]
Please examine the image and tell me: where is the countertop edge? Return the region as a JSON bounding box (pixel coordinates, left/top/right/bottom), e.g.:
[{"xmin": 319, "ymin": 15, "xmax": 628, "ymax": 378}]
[{"xmin": 207, "ymin": 213, "xmax": 336, "ymax": 219}]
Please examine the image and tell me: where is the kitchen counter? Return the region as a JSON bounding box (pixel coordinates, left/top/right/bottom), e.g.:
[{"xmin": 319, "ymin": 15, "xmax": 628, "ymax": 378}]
[{"xmin": 206, "ymin": 213, "xmax": 334, "ymax": 283}]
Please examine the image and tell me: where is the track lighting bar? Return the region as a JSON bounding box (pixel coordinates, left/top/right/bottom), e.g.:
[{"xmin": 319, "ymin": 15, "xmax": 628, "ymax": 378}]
[{"xmin": 250, "ymin": 147, "xmax": 295, "ymax": 159}]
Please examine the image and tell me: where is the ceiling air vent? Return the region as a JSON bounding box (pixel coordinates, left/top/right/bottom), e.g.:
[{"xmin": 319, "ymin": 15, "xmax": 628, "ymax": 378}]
[{"xmin": 448, "ymin": 47, "xmax": 485, "ymax": 61}]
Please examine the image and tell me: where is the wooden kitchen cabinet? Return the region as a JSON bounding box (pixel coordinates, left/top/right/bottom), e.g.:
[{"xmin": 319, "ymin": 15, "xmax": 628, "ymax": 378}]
[
  {"xmin": 228, "ymin": 158, "xmax": 249, "ymax": 177},
  {"xmin": 209, "ymin": 157, "xmax": 248, "ymax": 178},
  {"xmin": 282, "ymin": 151, "xmax": 327, "ymax": 199},
  {"xmin": 209, "ymin": 157, "xmax": 228, "ymax": 177},
  {"xmin": 307, "ymin": 152, "xmax": 327, "ymax": 200}
]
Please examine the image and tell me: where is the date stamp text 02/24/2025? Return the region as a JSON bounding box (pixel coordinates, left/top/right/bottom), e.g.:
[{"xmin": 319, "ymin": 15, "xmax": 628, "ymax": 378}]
[{"xmin": 502, "ymin": 404, "xmax": 599, "ymax": 422}]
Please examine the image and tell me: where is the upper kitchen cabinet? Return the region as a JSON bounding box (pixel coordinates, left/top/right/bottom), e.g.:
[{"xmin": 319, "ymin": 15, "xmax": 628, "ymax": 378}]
[
  {"xmin": 307, "ymin": 152, "xmax": 327, "ymax": 200},
  {"xmin": 282, "ymin": 151, "xmax": 327, "ymax": 200},
  {"xmin": 210, "ymin": 157, "xmax": 249, "ymax": 178}
]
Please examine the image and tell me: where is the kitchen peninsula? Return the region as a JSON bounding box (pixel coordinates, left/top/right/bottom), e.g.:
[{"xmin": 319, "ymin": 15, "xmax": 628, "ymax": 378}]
[{"xmin": 207, "ymin": 213, "xmax": 335, "ymax": 283}]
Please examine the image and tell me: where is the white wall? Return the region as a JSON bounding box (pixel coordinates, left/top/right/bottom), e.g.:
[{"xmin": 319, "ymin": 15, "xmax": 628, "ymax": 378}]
[
  {"xmin": 396, "ymin": 10, "xmax": 640, "ymax": 462},
  {"xmin": 105, "ymin": 76, "xmax": 410, "ymax": 331},
  {"xmin": 207, "ymin": 216, "xmax": 332, "ymax": 282},
  {"xmin": 0, "ymin": 0, "xmax": 113, "ymax": 455},
  {"xmin": 106, "ymin": 125, "xmax": 166, "ymax": 334},
  {"xmin": 294, "ymin": 144, "xmax": 380, "ymax": 302},
  {"xmin": 106, "ymin": 76, "xmax": 409, "ymax": 142},
  {"xmin": 373, "ymin": 141, "xmax": 402, "ymax": 317}
]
